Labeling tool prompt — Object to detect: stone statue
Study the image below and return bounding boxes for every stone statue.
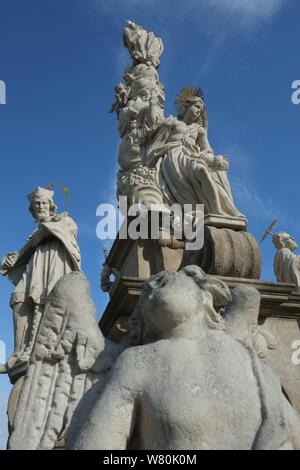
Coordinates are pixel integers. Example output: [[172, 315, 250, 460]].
[[109, 83, 129, 118], [123, 21, 164, 68], [0, 187, 81, 371], [66, 286, 155, 449], [223, 284, 300, 449], [272, 232, 300, 293], [112, 21, 244, 223], [74, 266, 298, 450], [7, 272, 148, 450], [110, 22, 165, 208], [116, 118, 158, 203], [8, 272, 105, 450], [145, 87, 244, 217], [119, 68, 164, 136], [111, 21, 164, 139]]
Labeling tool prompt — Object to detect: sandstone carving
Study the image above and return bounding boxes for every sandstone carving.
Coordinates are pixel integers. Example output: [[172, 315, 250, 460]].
[[75, 266, 299, 450], [111, 22, 165, 208], [273, 231, 300, 293], [0, 187, 81, 372], [8, 272, 105, 450], [112, 21, 245, 227], [145, 88, 244, 219], [123, 21, 164, 68], [224, 284, 300, 449], [7, 272, 145, 450]]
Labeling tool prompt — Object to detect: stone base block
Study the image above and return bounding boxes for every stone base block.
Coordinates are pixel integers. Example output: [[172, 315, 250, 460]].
[[183, 225, 262, 279], [204, 213, 247, 231]]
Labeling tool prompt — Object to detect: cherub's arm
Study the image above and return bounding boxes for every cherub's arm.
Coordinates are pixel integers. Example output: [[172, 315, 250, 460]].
[[73, 352, 139, 450]]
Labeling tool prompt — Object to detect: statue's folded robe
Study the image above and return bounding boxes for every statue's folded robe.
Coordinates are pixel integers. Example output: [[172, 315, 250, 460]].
[[1, 214, 81, 305]]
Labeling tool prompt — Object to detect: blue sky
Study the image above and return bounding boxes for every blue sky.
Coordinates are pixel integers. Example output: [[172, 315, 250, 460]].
[[0, 0, 299, 449]]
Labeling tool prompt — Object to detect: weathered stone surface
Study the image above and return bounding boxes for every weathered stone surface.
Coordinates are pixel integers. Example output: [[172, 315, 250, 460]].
[[8, 272, 104, 450], [273, 231, 300, 293], [192, 225, 262, 279], [223, 284, 300, 449], [224, 285, 277, 357], [0, 186, 81, 371], [100, 224, 262, 304], [111, 22, 165, 207], [259, 316, 300, 413], [112, 21, 245, 223], [99, 271, 300, 338], [7, 376, 24, 437]]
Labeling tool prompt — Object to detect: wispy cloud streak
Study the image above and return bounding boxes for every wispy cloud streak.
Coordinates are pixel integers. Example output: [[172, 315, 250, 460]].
[[91, 0, 288, 29], [226, 144, 294, 230]]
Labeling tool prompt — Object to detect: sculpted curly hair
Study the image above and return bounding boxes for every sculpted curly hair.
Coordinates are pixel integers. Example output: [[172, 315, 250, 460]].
[[181, 265, 231, 331]]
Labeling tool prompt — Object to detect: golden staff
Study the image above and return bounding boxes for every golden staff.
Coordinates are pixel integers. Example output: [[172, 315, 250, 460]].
[[259, 219, 277, 243], [47, 182, 70, 212]]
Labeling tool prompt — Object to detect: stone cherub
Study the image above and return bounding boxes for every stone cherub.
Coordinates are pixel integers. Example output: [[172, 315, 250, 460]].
[[272, 231, 300, 293], [74, 266, 297, 450], [0, 186, 81, 371]]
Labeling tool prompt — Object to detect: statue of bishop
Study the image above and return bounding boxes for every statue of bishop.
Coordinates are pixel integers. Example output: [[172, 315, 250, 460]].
[[0, 186, 81, 370]]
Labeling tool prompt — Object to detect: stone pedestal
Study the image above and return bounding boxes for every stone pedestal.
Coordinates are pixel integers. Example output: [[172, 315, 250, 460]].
[[204, 213, 247, 231], [100, 268, 300, 412], [100, 223, 300, 413], [183, 225, 262, 279]]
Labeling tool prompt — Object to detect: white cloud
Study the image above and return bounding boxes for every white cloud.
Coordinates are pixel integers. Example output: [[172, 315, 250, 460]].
[[203, 0, 286, 22], [91, 0, 288, 29], [89, 0, 289, 80]]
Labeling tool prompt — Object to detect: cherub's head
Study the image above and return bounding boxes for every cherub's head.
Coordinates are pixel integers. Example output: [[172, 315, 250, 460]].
[[140, 266, 231, 337], [130, 119, 138, 130], [273, 231, 298, 251]]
